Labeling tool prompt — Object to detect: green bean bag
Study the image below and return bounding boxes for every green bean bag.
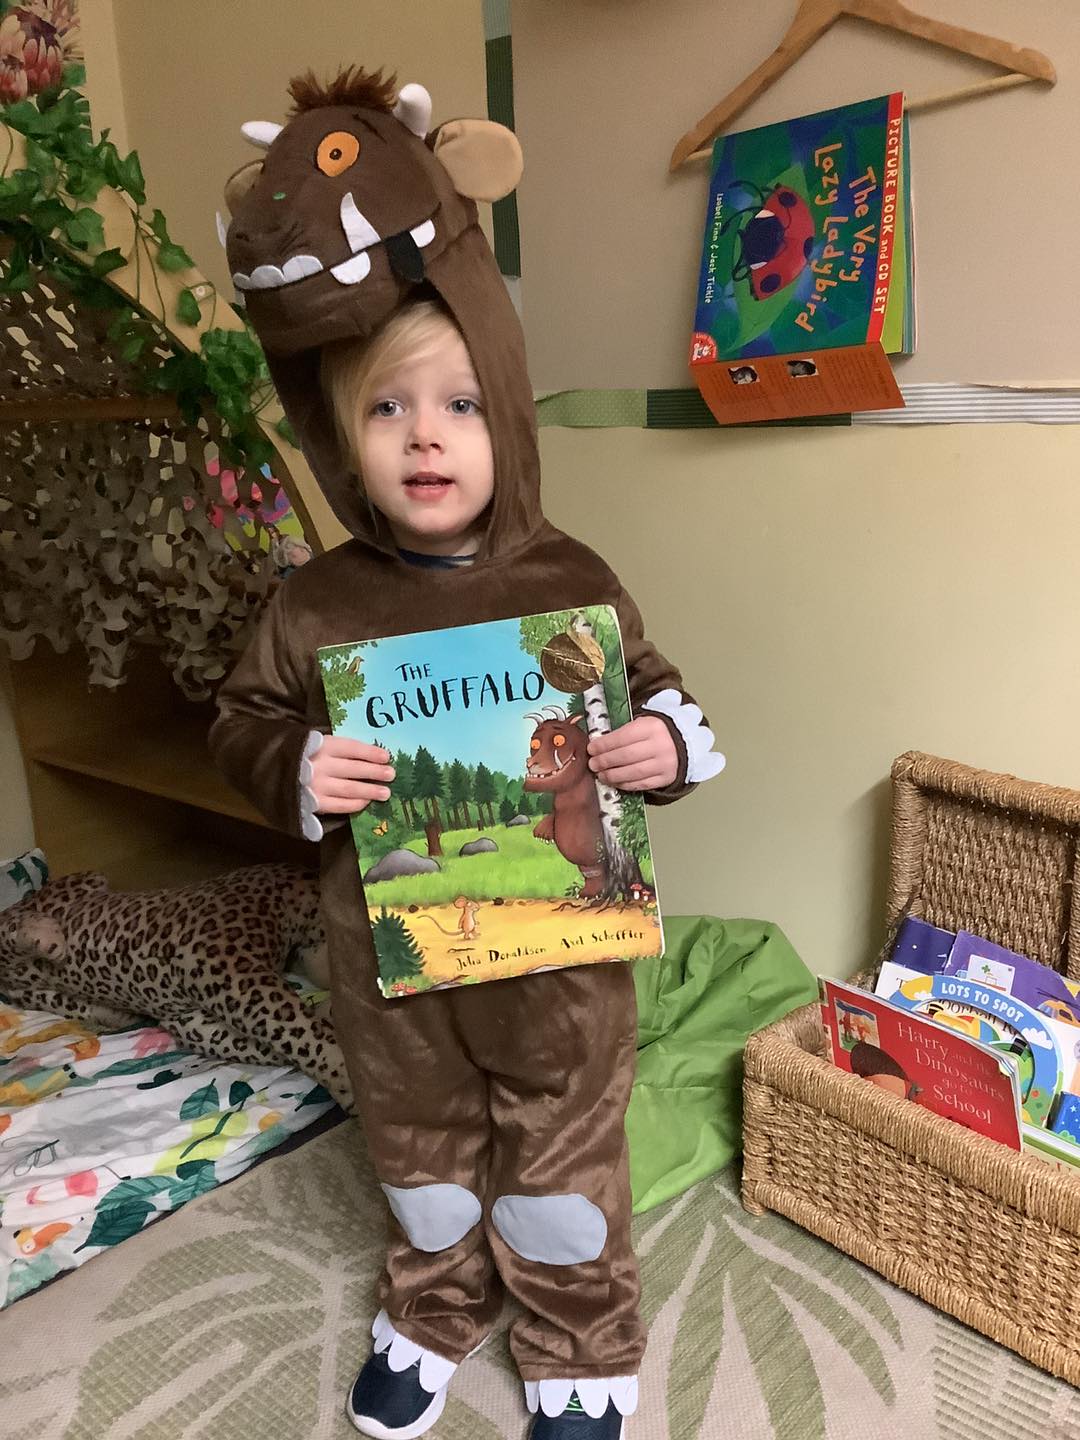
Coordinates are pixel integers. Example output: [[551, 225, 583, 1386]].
[[628, 915, 815, 1212]]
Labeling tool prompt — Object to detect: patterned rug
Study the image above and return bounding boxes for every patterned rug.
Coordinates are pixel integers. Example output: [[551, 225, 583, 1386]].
[[1, 1120, 1078, 1440]]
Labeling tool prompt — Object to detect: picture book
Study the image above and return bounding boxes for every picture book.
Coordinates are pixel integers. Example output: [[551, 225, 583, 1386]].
[[317, 606, 664, 999], [875, 962, 1067, 1128], [820, 977, 1022, 1149], [887, 914, 955, 975], [690, 93, 915, 424], [945, 931, 1080, 1029]]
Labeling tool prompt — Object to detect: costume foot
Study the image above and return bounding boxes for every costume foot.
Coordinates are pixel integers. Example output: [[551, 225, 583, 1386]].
[[346, 1310, 470, 1438], [529, 1396, 626, 1438], [526, 1379, 638, 1439], [346, 1349, 447, 1438]]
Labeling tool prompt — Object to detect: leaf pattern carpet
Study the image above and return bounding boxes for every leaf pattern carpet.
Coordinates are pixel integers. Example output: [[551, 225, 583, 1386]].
[[1, 1119, 1078, 1439]]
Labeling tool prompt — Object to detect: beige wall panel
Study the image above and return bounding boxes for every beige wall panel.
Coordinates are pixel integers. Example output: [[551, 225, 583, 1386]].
[[515, 0, 1079, 390], [110, 0, 489, 297], [539, 421, 1080, 976]]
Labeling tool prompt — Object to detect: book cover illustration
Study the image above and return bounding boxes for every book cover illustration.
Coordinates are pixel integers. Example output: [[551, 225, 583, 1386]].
[[690, 93, 914, 424], [875, 963, 1064, 1128], [318, 606, 663, 998], [820, 978, 1022, 1149]]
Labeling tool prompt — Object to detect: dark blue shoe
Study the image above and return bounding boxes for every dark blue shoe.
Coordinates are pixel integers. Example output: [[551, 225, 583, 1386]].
[[527, 1381, 634, 1439], [345, 1349, 447, 1439]]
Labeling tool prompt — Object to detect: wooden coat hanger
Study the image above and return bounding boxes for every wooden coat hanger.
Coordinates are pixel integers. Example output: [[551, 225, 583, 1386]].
[[670, 0, 1056, 171]]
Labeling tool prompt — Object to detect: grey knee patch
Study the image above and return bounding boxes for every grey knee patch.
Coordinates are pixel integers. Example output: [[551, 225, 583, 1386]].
[[491, 1193, 607, 1265], [381, 1182, 482, 1253]]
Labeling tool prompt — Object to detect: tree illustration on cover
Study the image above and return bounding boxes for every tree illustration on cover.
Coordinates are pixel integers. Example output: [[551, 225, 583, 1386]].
[[317, 605, 662, 997], [372, 906, 425, 997], [521, 610, 652, 908]]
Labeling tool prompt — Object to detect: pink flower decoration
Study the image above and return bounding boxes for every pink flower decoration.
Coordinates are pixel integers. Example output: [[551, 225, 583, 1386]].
[[0, 14, 29, 105]]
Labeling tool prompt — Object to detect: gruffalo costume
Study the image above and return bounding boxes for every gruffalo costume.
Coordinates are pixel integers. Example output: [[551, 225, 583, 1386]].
[[212, 66, 723, 1439]]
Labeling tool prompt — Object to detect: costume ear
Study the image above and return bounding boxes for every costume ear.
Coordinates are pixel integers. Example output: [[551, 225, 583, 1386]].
[[224, 159, 263, 215], [432, 119, 523, 202], [568, 713, 586, 727]]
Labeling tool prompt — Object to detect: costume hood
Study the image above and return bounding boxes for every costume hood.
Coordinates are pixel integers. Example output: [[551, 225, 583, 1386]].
[[222, 67, 538, 562]]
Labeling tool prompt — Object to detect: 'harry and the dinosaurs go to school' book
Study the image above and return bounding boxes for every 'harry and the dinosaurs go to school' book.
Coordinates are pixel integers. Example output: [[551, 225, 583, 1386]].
[[820, 978, 1022, 1150], [318, 606, 664, 999], [690, 93, 915, 425]]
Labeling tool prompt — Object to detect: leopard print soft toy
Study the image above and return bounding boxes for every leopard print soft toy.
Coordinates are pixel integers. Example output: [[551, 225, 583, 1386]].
[[0, 864, 353, 1110]]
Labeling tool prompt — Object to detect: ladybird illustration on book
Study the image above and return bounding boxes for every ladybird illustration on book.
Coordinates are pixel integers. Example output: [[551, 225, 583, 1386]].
[[318, 605, 664, 997]]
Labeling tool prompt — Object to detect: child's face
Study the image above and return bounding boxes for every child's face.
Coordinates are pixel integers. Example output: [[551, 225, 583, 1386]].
[[357, 325, 495, 556]]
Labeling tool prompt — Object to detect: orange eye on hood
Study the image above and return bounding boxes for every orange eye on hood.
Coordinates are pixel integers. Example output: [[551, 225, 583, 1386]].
[[553, 734, 566, 747], [317, 131, 360, 176]]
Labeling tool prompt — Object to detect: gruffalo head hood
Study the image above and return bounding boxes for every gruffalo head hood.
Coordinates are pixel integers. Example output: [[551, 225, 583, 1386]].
[[222, 66, 539, 561]]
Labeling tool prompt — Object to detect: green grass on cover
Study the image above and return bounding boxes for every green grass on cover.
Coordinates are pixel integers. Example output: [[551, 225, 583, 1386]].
[[363, 823, 654, 907]]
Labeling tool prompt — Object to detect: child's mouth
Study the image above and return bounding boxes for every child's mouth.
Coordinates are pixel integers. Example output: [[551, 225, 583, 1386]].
[[404, 472, 453, 499]]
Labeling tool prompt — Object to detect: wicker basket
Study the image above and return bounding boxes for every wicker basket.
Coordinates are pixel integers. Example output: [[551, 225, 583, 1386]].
[[742, 750, 1080, 1384]]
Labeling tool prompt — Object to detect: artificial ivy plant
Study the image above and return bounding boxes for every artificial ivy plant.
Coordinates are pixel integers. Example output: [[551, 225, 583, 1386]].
[[0, 58, 295, 467]]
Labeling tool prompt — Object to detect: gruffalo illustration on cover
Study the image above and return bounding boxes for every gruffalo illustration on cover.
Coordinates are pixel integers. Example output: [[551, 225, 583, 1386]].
[[318, 605, 664, 997]]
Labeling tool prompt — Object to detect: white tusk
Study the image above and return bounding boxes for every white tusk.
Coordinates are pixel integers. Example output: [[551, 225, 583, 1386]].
[[216, 211, 228, 249], [241, 121, 283, 150], [340, 193, 380, 253], [392, 83, 431, 139]]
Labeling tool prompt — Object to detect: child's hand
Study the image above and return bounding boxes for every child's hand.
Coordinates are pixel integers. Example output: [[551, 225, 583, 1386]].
[[587, 716, 678, 791], [309, 738, 395, 814]]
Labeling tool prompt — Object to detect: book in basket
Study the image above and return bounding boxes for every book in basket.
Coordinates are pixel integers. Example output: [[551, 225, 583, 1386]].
[[318, 606, 664, 998], [820, 978, 1022, 1149], [690, 93, 915, 424]]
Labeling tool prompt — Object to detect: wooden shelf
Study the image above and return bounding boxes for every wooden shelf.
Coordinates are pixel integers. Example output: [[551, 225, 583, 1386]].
[[8, 640, 314, 887], [27, 712, 268, 828]]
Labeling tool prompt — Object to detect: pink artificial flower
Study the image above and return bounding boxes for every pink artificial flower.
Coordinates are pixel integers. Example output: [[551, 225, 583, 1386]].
[[11, 7, 62, 95], [0, 14, 29, 105]]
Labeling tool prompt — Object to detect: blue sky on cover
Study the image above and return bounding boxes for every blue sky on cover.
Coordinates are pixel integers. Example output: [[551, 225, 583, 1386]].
[[333, 618, 554, 776]]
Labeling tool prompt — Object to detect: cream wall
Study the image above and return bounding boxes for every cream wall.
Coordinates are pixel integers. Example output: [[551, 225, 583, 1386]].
[[514, 0, 1080, 390], [538, 423, 1080, 974], [513, 0, 1080, 976], [109, 0, 489, 298]]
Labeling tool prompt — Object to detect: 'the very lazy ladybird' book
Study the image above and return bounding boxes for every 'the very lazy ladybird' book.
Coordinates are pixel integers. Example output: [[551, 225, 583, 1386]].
[[318, 606, 664, 998]]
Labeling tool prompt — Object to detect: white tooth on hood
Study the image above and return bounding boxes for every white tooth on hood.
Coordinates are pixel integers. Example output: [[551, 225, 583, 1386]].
[[410, 219, 436, 249], [329, 250, 373, 286], [216, 211, 228, 249], [246, 264, 289, 290], [281, 254, 323, 282], [340, 193, 381, 254]]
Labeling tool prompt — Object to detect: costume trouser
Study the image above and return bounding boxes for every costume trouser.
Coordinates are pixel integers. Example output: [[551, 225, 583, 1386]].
[[330, 938, 645, 1382]]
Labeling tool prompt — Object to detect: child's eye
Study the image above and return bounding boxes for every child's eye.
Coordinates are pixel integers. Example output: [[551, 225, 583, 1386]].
[[449, 397, 481, 416], [371, 399, 402, 418]]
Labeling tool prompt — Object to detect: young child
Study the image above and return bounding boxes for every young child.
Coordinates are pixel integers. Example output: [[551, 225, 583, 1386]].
[[212, 66, 723, 1440]]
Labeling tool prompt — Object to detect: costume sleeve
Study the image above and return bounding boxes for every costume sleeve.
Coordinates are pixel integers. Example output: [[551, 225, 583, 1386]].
[[208, 582, 322, 839], [613, 584, 725, 807]]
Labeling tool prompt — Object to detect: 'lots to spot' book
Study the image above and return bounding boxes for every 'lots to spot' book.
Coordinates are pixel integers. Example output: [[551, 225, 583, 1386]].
[[318, 606, 664, 999]]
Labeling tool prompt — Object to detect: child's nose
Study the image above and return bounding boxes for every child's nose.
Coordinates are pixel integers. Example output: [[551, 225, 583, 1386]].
[[408, 404, 443, 451]]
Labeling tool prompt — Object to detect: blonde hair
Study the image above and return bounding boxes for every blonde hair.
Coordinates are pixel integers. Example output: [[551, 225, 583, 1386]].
[[320, 300, 467, 472]]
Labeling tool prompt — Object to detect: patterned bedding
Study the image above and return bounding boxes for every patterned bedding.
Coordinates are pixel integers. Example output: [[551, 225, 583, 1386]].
[[0, 992, 336, 1307]]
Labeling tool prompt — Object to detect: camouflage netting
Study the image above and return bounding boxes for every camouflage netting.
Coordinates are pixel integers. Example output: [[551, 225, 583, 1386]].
[[0, 265, 303, 699]]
